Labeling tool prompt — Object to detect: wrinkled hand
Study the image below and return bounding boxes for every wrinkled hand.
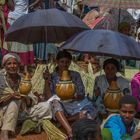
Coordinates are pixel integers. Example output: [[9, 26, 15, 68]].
[[12, 92, 22, 99], [34, 91, 42, 102]]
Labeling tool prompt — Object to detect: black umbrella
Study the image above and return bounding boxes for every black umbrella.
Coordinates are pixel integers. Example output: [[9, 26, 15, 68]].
[[61, 29, 140, 60], [5, 8, 89, 44]]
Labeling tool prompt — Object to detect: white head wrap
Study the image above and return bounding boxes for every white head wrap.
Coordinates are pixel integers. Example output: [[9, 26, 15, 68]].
[[2, 53, 21, 66]]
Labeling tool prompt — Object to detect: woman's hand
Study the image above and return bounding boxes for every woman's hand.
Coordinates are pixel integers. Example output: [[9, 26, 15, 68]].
[[95, 87, 101, 97], [34, 91, 43, 102], [43, 68, 51, 85]]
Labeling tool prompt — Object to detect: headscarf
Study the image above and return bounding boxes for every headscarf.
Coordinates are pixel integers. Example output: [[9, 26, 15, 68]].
[[103, 58, 120, 71], [2, 53, 21, 66]]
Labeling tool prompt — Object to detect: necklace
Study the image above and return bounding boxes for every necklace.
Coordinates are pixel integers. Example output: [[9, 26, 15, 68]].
[[5, 74, 21, 92]]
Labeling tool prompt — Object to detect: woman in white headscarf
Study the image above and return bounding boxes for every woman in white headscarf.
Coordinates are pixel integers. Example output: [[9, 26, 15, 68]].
[[0, 53, 52, 140]]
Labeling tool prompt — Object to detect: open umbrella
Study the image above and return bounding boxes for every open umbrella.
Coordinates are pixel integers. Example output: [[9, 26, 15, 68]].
[[84, 0, 140, 9], [5, 8, 89, 44], [61, 29, 140, 60]]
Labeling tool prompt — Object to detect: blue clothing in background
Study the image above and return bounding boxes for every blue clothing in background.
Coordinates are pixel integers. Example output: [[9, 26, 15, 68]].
[[103, 115, 137, 140], [33, 43, 58, 61]]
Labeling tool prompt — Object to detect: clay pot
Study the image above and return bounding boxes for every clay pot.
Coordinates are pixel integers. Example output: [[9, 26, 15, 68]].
[[103, 81, 124, 112], [55, 70, 75, 100], [19, 73, 32, 96]]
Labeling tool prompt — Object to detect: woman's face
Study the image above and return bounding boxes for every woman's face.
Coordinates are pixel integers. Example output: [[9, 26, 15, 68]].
[[57, 57, 71, 71], [104, 63, 117, 79], [5, 58, 19, 75]]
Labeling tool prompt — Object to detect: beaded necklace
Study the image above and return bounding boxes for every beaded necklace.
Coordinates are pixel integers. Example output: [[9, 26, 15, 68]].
[[5, 74, 21, 92]]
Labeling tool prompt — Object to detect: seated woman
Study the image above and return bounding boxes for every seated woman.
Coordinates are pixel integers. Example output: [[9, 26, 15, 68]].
[[44, 50, 98, 137], [0, 53, 53, 140], [93, 58, 130, 116]]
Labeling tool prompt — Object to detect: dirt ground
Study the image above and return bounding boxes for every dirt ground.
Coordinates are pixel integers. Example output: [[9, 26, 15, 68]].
[[10, 132, 48, 140], [0, 130, 48, 140]]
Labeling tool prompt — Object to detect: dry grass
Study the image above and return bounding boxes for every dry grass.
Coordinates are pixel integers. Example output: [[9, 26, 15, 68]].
[[8, 124, 67, 140]]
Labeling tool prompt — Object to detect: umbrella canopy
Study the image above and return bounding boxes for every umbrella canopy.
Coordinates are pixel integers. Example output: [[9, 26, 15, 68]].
[[83, 0, 140, 9], [5, 8, 89, 44], [61, 29, 140, 60]]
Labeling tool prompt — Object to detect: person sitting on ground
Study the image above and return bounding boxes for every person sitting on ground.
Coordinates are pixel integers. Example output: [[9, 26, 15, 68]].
[[44, 50, 98, 138], [93, 58, 130, 116], [72, 118, 102, 140], [0, 53, 54, 140], [102, 95, 140, 140]]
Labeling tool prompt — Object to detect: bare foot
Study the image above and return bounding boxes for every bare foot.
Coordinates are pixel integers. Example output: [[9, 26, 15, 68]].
[[0, 130, 9, 140]]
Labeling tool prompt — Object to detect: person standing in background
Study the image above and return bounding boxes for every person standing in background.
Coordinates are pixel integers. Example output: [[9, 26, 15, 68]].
[[0, 0, 14, 66], [2, 0, 34, 72]]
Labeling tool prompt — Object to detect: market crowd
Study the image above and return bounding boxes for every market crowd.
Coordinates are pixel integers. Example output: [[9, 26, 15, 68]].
[[1, 0, 140, 140]]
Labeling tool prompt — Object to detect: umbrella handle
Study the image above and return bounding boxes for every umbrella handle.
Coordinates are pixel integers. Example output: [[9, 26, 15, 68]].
[[80, 4, 85, 19]]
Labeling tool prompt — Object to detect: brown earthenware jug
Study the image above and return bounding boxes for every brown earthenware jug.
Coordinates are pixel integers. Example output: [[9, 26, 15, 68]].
[[103, 81, 124, 112], [55, 70, 75, 100], [19, 72, 32, 96]]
